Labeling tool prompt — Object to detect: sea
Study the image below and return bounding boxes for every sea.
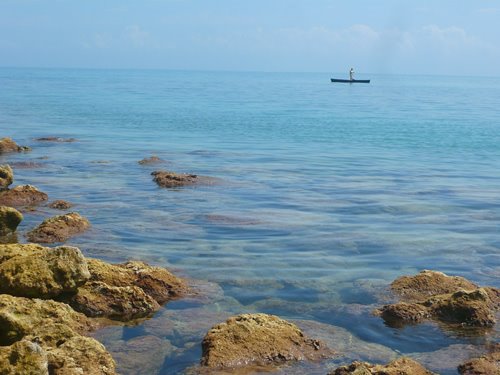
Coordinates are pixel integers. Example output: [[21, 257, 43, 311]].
[[0, 68, 499, 374]]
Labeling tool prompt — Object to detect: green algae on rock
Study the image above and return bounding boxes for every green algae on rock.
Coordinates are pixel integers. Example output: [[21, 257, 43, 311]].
[[27, 212, 90, 243], [201, 313, 331, 370], [0, 206, 23, 236], [329, 357, 437, 375], [0, 165, 13, 190], [0, 185, 48, 207], [0, 137, 31, 154], [0, 244, 90, 298]]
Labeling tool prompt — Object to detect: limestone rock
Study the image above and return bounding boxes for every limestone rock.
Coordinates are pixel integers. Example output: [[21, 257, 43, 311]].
[[0, 137, 30, 154], [330, 357, 436, 375], [0, 206, 23, 235], [152, 170, 217, 188], [27, 212, 90, 243], [49, 200, 73, 210], [201, 313, 330, 369], [0, 339, 49, 375], [0, 185, 48, 207], [0, 164, 13, 190], [0, 244, 90, 298]]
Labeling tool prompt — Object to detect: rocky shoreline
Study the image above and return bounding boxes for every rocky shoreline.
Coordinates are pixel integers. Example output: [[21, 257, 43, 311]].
[[0, 136, 498, 374]]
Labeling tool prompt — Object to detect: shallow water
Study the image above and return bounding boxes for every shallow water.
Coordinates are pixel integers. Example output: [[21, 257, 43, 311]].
[[1, 68, 499, 374]]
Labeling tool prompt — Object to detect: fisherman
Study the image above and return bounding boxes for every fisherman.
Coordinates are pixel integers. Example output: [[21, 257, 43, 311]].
[[349, 67, 354, 81]]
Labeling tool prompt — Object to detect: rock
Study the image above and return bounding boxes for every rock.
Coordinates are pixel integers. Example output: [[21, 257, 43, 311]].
[[66, 281, 160, 321], [329, 357, 436, 375], [0, 294, 95, 345], [35, 137, 76, 142], [49, 200, 73, 210], [152, 170, 216, 188], [391, 270, 478, 302], [0, 137, 30, 154], [377, 271, 499, 328], [201, 313, 331, 369], [458, 344, 500, 374], [0, 339, 49, 375], [0, 185, 48, 207], [27, 212, 90, 243], [138, 156, 164, 165], [0, 165, 13, 190], [87, 258, 187, 304], [46, 335, 116, 375], [8, 161, 44, 169], [0, 244, 90, 298], [0, 206, 23, 235]]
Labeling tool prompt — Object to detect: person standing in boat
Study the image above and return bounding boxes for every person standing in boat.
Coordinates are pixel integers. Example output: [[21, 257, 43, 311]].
[[349, 67, 354, 81]]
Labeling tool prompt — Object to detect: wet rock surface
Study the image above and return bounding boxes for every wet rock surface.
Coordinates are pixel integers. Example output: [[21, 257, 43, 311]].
[[0, 244, 90, 298], [377, 271, 499, 328], [138, 156, 164, 165], [27, 212, 90, 243], [0, 164, 13, 190], [35, 137, 76, 142], [201, 313, 331, 370], [49, 199, 73, 210], [0, 206, 23, 236], [152, 170, 217, 188], [0, 185, 48, 207], [329, 357, 437, 375], [0, 137, 30, 154], [458, 343, 500, 375]]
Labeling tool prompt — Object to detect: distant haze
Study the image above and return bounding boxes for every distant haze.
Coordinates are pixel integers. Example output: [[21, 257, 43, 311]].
[[1, 0, 499, 76]]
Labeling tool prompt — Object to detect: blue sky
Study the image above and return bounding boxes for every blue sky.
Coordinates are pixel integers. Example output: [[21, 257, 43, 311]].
[[1, 0, 499, 75]]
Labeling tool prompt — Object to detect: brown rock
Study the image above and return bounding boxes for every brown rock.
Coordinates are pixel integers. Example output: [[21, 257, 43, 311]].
[[152, 170, 217, 188], [0, 206, 23, 235], [391, 270, 477, 302], [0, 244, 90, 298], [49, 200, 73, 210], [379, 302, 430, 327], [138, 156, 164, 165], [0, 185, 48, 207], [201, 313, 330, 369], [27, 212, 90, 243], [0, 339, 49, 375], [0, 137, 30, 154], [35, 137, 76, 142], [458, 344, 500, 374], [330, 357, 436, 375], [0, 164, 13, 190], [66, 281, 159, 321]]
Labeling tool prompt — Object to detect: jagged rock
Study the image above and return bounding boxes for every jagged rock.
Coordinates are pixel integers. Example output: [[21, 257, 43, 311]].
[[152, 170, 217, 188], [138, 156, 164, 165], [0, 244, 90, 298], [66, 281, 159, 321], [201, 313, 331, 369], [35, 137, 76, 142], [377, 271, 499, 328], [49, 200, 73, 210], [0, 165, 13, 190], [0, 137, 30, 154], [0, 339, 49, 375], [27, 212, 90, 243], [391, 270, 478, 302], [0, 206, 23, 235], [458, 344, 500, 374], [0, 185, 48, 207], [329, 357, 436, 375]]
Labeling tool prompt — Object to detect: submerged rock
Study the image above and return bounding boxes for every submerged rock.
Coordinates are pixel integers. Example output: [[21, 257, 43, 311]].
[[49, 199, 73, 210], [138, 156, 164, 165], [0, 164, 13, 190], [27, 212, 90, 243], [0, 244, 90, 298], [35, 136, 76, 142], [0, 206, 23, 236], [0, 185, 48, 207], [458, 343, 500, 374], [377, 271, 499, 328], [329, 357, 436, 375], [201, 313, 331, 370], [0, 137, 30, 154], [8, 161, 44, 169], [152, 170, 217, 188]]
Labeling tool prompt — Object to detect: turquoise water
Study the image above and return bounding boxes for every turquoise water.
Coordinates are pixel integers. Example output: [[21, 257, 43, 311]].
[[1, 68, 499, 374]]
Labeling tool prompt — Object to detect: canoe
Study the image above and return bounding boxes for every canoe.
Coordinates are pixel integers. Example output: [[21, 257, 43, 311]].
[[331, 78, 370, 83]]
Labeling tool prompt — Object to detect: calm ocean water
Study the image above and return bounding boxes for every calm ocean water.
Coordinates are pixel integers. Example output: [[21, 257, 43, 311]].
[[1, 68, 499, 374]]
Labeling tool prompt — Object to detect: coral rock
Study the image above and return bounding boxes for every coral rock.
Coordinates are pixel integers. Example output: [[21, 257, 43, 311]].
[[27, 212, 90, 243], [201, 313, 330, 369], [0, 206, 23, 235], [0, 185, 48, 207]]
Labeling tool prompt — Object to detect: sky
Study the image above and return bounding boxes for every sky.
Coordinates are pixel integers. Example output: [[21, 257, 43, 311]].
[[1, 0, 500, 75]]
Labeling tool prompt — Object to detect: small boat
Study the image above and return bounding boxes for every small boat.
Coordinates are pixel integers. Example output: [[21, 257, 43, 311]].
[[331, 78, 370, 83]]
